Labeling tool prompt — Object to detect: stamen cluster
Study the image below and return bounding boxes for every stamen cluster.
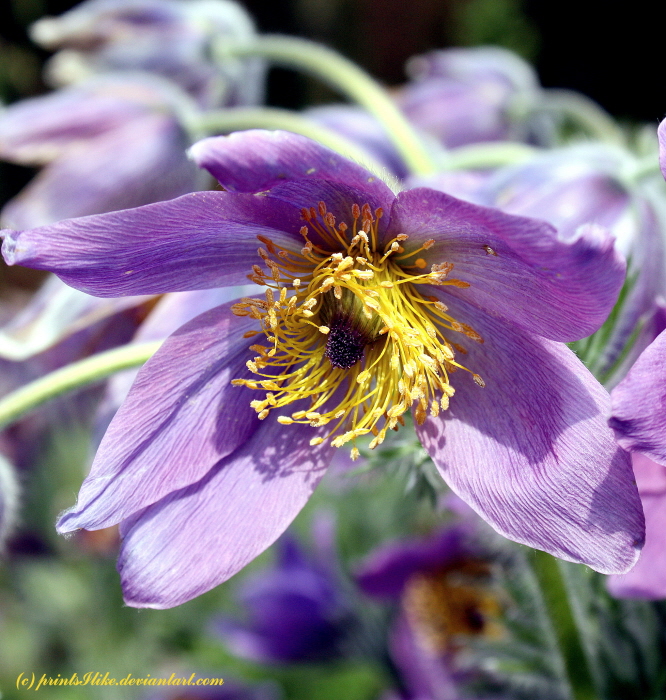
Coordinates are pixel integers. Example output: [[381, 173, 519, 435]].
[[231, 201, 484, 458]]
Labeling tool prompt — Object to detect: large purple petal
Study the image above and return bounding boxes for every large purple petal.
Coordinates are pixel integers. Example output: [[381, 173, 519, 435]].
[[609, 329, 666, 465], [415, 296, 644, 574], [607, 453, 666, 599], [189, 129, 396, 204], [116, 416, 334, 608], [387, 188, 624, 342], [57, 301, 262, 532], [2, 191, 304, 296]]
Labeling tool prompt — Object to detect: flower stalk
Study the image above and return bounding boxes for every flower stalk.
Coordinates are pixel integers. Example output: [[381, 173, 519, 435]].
[[0, 341, 162, 430], [217, 35, 439, 176], [531, 549, 598, 700]]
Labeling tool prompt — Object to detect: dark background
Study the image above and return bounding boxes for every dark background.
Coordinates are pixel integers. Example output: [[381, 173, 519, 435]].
[[0, 0, 661, 121]]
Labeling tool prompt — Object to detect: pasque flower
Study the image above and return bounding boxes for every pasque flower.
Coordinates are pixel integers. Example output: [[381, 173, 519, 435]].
[[30, 0, 263, 109], [0, 130, 644, 607], [395, 47, 544, 148], [356, 519, 499, 700]]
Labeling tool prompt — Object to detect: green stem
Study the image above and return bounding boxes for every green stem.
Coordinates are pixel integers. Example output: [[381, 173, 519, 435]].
[[0, 342, 162, 430], [190, 107, 389, 177], [218, 35, 439, 176], [443, 141, 538, 170], [624, 155, 662, 183], [540, 89, 625, 146], [531, 550, 598, 700]]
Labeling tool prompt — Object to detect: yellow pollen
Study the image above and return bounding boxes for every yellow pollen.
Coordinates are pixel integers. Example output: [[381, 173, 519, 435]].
[[231, 201, 485, 454]]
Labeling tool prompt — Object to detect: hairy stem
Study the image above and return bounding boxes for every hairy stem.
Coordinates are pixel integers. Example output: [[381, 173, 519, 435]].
[[531, 550, 598, 700]]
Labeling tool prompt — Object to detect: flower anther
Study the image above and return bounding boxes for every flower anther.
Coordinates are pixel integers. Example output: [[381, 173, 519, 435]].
[[231, 200, 484, 457]]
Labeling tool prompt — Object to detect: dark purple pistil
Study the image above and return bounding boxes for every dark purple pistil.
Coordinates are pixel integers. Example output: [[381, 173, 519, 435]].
[[325, 320, 367, 369]]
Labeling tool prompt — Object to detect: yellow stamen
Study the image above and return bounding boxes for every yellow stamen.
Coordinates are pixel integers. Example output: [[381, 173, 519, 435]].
[[231, 201, 485, 455]]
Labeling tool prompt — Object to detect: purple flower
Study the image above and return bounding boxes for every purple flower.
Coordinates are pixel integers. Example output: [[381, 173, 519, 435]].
[[356, 520, 498, 700], [31, 0, 263, 109], [0, 74, 202, 229], [216, 535, 350, 663], [395, 47, 543, 148], [0, 130, 644, 607]]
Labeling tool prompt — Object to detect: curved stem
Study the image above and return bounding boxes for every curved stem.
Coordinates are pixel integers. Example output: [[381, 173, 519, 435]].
[[0, 342, 162, 430], [189, 107, 389, 178], [531, 550, 598, 700], [218, 35, 439, 176], [540, 89, 625, 146]]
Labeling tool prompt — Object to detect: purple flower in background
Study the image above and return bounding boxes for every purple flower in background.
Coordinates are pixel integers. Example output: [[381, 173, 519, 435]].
[[1, 130, 643, 607], [396, 47, 543, 149], [216, 535, 350, 663], [0, 276, 154, 472], [0, 74, 202, 229], [357, 521, 499, 700], [30, 0, 264, 109]]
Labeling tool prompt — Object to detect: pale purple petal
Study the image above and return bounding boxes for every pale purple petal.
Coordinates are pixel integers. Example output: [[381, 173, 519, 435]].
[[609, 329, 666, 465], [57, 301, 262, 532], [2, 191, 304, 296], [189, 130, 395, 204], [1, 114, 200, 229], [116, 417, 334, 608], [0, 79, 151, 164], [388, 187, 624, 341], [0, 275, 152, 361], [416, 297, 644, 574], [607, 454, 666, 599]]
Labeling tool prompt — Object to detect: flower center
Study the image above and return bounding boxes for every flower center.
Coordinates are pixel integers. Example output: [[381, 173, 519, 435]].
[[402, 560, 502, 653], [231, 201, 484, 458]]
